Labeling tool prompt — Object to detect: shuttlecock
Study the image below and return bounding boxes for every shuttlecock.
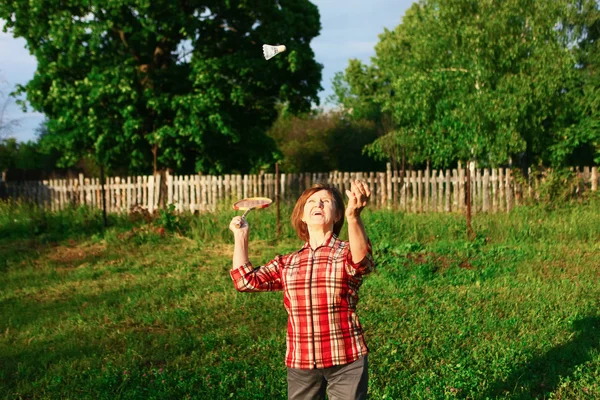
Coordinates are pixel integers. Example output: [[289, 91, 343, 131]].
[[263, 44, 286, 60]]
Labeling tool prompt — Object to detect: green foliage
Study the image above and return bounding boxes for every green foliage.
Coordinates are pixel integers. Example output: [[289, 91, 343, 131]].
[[0, 133, 65, 179], [330, 60, 403, 167], [267, 108, 385, 172], [157, 204, 180, 233], [0, 137, 18, 172], [0, 0, 323, 175], [332, 0, 600, 169], [0, 201, 116, 242]]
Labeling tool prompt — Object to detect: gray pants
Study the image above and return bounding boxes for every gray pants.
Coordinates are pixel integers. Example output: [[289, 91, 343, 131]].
[[287, 356, 368, 400]]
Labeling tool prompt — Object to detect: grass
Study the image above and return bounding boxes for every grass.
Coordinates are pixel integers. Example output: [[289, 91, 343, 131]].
[[1, 197, 599, 399]]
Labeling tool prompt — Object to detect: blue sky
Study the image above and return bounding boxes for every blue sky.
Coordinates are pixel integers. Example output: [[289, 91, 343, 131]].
[[0, 0, 413, 143]]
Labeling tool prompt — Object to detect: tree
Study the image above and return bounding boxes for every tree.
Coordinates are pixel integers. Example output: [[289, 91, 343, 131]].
[[0, 72, 21, 181], [0, 0, 323, 175], [330, 58, 404, 170], [0, 138, 18, 180], [332, 0, 598, 237], [554, 0, 600, 166], [333, 0, 599, 171], [267, 108, 384, 173], [0, 74, 20, 141], [0, 120, 64, 181]]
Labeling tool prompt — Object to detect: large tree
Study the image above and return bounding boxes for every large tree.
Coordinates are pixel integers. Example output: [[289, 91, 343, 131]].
[[333, 0, 599, 170], [0, 0, 322, 174], [556, 0, 600, 166], [0, 74, 20, 141]]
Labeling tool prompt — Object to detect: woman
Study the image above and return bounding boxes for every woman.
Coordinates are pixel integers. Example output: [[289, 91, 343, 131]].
[[229, 181, 374, 400]]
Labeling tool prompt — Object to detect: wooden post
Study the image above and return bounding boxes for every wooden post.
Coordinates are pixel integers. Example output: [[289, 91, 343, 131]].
[[592, 167, 598, 192], [116, 177, 122, 212], [417, 169, 423, 213], [483, 168, 490, 213], [201, 175, 208, 211], [148, 175, 156, 214], [439, 170, 445, 212], [465, 162, 474, 239], [457, 167, 464, 212], [189, 175, 197, 213], [224, 174, 231, 202], [236, 174, 242, 200], [392, 168, 398, 209], [491, 169, 498, 213], [182, 175, 189, 212], [386, 163, 392, 209], [446, 170, 452, 213], [166, 171, 173, 207], [78, 173, 84, 206], [211, 176, 218, 211], [154, 173, 161, 211], [431, 169, 437, 213], [143, 175, 149, 211], [424, 167, 430, 213], [528, 167, 534, 201], [100, 165, 108, 227], [498, 168, 505, 213], [125, 176, 132, 211], [401, 171, 408, 211], [90, 178, 96, 209], [471, 163, 477, 215], [218, 175, 223, 205], [506, 169, 513, 213]]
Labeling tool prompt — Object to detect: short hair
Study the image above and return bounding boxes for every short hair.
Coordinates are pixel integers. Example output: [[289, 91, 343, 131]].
[[291, 183, 345, 242]]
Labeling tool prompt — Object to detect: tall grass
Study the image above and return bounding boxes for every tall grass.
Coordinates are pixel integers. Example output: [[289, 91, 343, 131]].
[[1, 197, 599, 399]]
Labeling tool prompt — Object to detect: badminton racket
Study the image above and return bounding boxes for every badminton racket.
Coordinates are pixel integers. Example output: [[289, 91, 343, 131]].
[[233, 197, 273, 227]]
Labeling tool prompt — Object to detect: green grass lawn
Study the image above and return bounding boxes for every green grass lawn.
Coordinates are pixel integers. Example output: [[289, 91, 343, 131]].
[[1, 198, 599, 399]]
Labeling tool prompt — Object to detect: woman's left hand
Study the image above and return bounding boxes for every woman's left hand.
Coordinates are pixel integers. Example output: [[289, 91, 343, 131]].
[[345, 180, 371, 219]]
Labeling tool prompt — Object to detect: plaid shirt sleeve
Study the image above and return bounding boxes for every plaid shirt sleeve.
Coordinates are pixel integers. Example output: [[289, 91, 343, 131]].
[[345, 240, 375, 276], [230, 255, 284, 292]]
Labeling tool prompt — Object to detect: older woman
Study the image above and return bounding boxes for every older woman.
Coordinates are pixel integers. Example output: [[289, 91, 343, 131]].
[[229, 181, 374, 400]]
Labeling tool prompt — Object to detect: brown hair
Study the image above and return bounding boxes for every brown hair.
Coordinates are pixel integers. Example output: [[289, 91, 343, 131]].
[[291, 183, 345, 242]]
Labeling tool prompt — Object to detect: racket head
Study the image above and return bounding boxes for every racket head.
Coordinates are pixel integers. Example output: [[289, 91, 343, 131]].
[[232, 197, 273, 211]]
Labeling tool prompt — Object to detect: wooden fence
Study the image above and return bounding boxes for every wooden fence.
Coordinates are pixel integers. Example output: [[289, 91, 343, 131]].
[[2, 164, 598, 214]]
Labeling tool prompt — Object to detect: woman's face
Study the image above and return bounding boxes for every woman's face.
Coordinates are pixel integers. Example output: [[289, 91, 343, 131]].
[[301, 190, 338, 229]]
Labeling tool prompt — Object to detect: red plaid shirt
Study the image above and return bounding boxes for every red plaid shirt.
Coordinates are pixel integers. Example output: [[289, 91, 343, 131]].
[[230, 233, 375, 369]]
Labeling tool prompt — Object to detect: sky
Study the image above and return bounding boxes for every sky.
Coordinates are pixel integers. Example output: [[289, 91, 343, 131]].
[[0, 0, 414, 143]]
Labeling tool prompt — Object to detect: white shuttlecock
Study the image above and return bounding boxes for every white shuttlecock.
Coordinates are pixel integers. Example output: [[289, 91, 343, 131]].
[[263, 44, 286, 60]]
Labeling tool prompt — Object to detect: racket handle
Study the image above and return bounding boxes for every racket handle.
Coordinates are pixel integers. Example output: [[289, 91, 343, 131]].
[[234, 209, 252, 228]]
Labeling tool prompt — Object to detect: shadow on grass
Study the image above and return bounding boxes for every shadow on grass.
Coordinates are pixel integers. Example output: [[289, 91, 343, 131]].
[[482, 316, 600, 399]]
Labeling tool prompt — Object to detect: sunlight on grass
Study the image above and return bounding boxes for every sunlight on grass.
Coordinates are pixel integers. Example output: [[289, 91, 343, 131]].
[[1, 198, 599, 399]]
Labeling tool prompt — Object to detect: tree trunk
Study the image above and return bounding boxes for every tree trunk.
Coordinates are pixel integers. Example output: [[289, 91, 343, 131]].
[[152, 144, 158, 175], [158, 168, 168, 209], [399, 146, 406, 196]]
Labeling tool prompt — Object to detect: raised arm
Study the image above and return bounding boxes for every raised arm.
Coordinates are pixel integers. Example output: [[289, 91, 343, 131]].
[[229, 216, 282, 292], [345, 180, 371, 264], [230, 216, 250, 269]]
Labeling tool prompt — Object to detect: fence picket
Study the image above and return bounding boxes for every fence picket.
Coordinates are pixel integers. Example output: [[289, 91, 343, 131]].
[[4, 166, 598, 214]]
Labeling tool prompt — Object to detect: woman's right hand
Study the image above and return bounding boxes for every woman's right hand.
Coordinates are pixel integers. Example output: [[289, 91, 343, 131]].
[[229, 216, 249, 235]]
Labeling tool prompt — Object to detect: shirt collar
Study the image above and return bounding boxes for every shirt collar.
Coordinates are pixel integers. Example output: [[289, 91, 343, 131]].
[[298, 232, 338, 253]]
